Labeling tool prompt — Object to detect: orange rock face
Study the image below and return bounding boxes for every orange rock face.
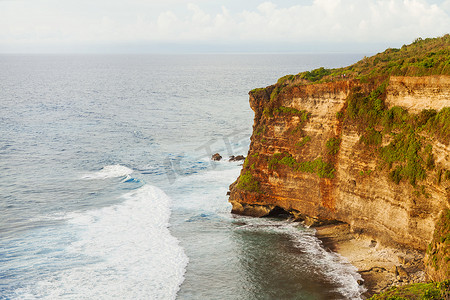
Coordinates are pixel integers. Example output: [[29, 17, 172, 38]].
[[229, 76, 450, 252]]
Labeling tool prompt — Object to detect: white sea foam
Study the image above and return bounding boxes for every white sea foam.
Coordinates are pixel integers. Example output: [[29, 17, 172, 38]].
[[81, 164, 133, 180], [236, 220, 366, 299], [171, 162, 364, 299], [15, 185, 188, 300], [285, 224, 366, 299], [169, 167, 240, 213]]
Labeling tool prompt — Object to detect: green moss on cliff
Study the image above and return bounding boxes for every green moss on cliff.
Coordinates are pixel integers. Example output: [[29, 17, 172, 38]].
[[423, 107, 450, 145], [303, 158, 335, 179], [268, 152, 335, 179], [342, 76, 448, 187], [296, 136, 311, 148], [237, 171, 261, 193], [326, 137, 341, 156], [369, 280, 450, 300], [275, 106, 309, 119], [380, 130, 426, 186]]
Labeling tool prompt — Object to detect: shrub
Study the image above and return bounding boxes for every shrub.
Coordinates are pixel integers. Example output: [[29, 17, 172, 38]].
[[270, 85, 284, 102], [277, 74, 295, 85], [297, 67, 331, 82], [263, 107, 274, 118], [424, 145, 435, 170], [424, 107, 450, 144]]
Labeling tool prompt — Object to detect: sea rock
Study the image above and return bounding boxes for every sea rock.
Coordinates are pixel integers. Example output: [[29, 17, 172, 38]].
[[229, 155, 245, 162], [211, 153, 222, 161]]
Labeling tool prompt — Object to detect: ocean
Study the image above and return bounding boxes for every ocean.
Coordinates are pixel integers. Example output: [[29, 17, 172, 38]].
[[1, 53, 366, 299]]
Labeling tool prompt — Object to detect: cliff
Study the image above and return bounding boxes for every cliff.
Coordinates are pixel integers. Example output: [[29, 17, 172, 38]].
[[228, 36, 450, 290]]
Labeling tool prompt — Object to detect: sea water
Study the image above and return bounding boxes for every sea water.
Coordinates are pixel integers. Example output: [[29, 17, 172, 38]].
[[1, 54, 366, 299]]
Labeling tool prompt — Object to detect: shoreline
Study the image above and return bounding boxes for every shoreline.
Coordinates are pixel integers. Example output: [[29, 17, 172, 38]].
[[314, 223, 426, 298]]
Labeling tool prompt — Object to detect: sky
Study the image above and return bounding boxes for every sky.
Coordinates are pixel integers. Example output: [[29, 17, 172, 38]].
[[0, 0, 449, 53]]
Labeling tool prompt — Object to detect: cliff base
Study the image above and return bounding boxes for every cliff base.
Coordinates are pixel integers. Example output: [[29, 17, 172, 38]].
[[315, 223, 426, 298]]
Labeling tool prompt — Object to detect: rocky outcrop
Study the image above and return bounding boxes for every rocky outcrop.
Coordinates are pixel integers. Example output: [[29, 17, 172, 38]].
[[229, 155, 246, 162], [211, 153, 222, 161], [229, 76, 450, 280]]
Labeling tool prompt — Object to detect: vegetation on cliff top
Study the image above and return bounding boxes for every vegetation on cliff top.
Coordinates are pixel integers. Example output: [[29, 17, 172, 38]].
[[272, 34, 450, 86], [249, 35, 450, 188]]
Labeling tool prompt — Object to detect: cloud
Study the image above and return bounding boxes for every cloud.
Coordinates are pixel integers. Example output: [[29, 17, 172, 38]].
[[0, 0, 449, 52]]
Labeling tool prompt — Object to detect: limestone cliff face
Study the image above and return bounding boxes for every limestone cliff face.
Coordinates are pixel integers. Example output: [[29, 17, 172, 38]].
[[229, 76, 450, 257], [386, 76, 450, 113]]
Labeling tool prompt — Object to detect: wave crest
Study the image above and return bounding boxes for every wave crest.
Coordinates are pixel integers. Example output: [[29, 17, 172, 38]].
[[81, 165, 133, 180]]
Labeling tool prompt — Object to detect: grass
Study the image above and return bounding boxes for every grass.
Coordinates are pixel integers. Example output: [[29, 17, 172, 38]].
[[369, 280, 450, 300]]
